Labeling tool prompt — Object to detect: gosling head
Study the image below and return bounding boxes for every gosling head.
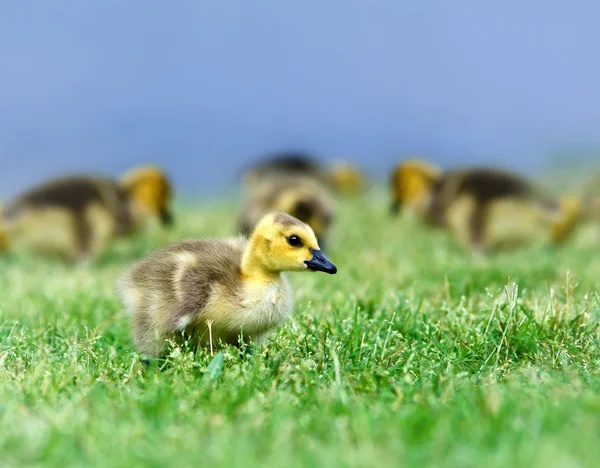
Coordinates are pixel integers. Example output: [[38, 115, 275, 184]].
[[390, 159, 441, 215], [248, 212, 337, 275], [550, 194, 594, 244], [119, 165, 174, 227]]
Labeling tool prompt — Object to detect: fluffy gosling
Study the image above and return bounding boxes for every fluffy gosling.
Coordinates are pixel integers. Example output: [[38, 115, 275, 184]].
[[0, 165, 173, 263], [390, 159, 579, 252], [117, 212, 337, 358], [238, 175, 335, 248]]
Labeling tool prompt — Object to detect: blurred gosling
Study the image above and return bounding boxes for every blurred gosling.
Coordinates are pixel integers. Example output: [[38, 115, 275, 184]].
[[390, 159, 580, 253], [238, 175, 335, 248], [117, 212, 337, 358], [0, 165, 173, 263]]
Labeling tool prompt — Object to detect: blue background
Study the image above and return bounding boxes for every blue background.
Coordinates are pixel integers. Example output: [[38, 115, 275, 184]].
[[1, 1, 598, 195]]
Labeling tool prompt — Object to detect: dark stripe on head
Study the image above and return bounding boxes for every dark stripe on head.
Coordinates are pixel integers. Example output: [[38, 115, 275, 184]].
[[273, 212, 305, 228]]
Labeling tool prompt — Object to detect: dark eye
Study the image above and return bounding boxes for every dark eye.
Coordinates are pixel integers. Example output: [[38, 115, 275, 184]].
[[287, 235, 303, 247]]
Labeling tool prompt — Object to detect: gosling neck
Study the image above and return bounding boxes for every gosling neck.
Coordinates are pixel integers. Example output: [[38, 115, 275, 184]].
[[241, 239, 280, 284]]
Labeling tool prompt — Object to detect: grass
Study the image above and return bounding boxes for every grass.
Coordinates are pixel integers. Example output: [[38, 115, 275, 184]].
[[1, 192, 600, 467]]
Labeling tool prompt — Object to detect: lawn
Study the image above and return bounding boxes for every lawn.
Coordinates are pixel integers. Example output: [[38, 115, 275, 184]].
[[1, 192, 600, 468]]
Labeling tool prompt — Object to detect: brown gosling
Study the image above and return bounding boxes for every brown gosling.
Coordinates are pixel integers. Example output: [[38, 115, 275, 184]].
[[117, 212, 337, 359], [0, 165, 173, 263], [238, 175, 335, 248], [390, 159, 580, 253]]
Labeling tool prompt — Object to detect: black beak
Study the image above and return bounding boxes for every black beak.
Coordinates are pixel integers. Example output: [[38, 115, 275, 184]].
[[304, 248, 337, 274], [160, 209, 174, 227]]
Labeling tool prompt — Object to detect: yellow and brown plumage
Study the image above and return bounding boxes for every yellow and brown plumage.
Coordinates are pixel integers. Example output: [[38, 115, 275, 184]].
[[118, 212, 337, 358], [240, 152, 330, 192], [120, 165, 174, 227], [238, 175, 335, 247], [242, 153, 367, 195], [328, 161, 366, 195], [391, 159, 581, 252], [390, 159, 442, 216], [0, 165, 173, 262], [550, 172, 600, 243]]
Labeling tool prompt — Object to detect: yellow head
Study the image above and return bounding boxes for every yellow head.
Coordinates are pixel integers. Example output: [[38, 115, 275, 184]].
[[119, 165, 174, 227], [549, 196, 581, 244], [329, 162, 365, 194], [244, 212, 337, 276], [550, 194, 600, 244], [390, 159, 441, 214]]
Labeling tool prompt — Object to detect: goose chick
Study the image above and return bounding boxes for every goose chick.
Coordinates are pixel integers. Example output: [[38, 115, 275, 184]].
[[391, 159, 578, 252], [118, 212, 337, 358], [238, 175, 335, 248], [0, 165, 173, 263]]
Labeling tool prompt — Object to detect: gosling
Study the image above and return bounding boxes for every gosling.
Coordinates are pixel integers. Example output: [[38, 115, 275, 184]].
[[238, 175, 335, 248], [117, 212, 337, 358], [390, 159, 578, 252], [0, 165, 173, 263]]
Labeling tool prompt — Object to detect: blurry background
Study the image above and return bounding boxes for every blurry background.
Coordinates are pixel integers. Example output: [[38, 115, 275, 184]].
[[0, 0, 598, 197]]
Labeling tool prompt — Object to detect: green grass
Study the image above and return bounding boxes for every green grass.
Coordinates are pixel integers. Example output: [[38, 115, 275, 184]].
[[2, 193, 600, 467]]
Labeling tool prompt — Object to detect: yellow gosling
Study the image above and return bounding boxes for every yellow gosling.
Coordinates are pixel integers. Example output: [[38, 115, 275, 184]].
[[238, 175, 335, 248], [391, 160, 576, 253], [118, 212, 337, 358], [0, 165, 173, 263]]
